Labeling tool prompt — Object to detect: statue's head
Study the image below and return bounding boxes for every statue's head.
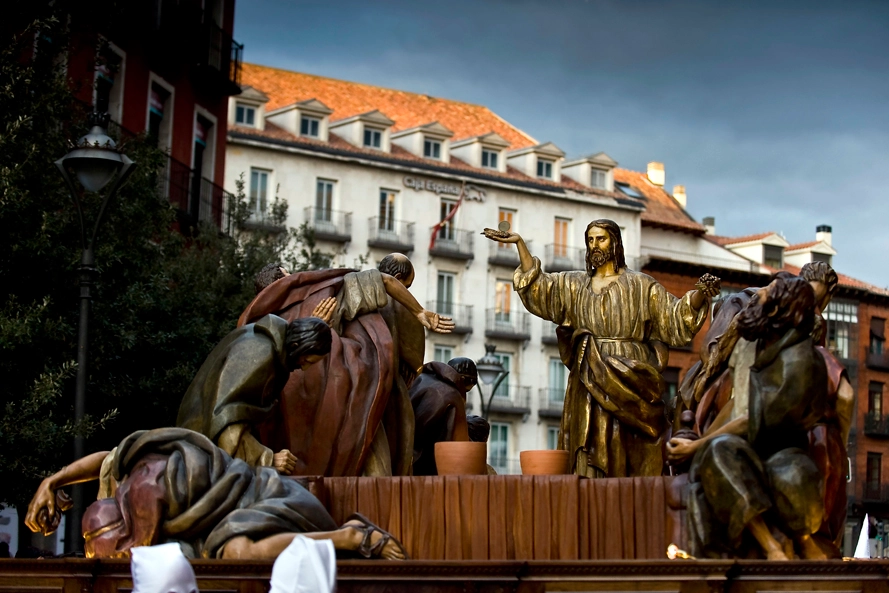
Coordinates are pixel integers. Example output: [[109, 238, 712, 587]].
[[284, 316, 333, 371], [466, 414, 490, 443], [584, 219, 626, 276], [82, 454, 168, 559], [737, 273, 815, 343], [799, 260, 838, 313], [378, 253, 415, 288], [447, 357, 478, 394], [254, 262, 289, 295]]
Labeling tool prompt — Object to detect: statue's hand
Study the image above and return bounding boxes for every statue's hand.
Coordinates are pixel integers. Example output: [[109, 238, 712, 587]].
[[695, 273, 721, 298], [273, 449, 297, 475], [25, 477, 58, 535], [482, 228, 521, 244], [666, 437, 698, 462], [418, 310, 455, 334], [311, 297, 337, 325]]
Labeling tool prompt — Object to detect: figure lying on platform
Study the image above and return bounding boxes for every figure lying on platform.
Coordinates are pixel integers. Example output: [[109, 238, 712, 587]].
[[239, 257, 453, 477], [410, 357, 478, 475], [25, 428, 407, 560], [176, 314, 333, 474], [667, 275, 830, 560]]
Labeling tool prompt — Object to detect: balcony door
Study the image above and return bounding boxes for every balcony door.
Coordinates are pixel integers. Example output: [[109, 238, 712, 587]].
[[379, 189, 397, 233], [548, 357, 567, 403], [554, 217, 570, 258], [494, 279, 512, 324], [437, 272, 455, 316], [439, 198, 457, 241], [489, 422, 510, 474]]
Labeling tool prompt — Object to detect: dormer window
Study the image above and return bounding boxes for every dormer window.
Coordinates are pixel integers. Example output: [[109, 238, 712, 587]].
[[300, 116, 320, 138], [235, 103, 256, 127], [482, 149, 499, 170], [537, 158, 553, 179], [591, 169, 607, 189], [763, 245, 783, 269], [364, 127, 382, 148], [424, 138, 442, 160]]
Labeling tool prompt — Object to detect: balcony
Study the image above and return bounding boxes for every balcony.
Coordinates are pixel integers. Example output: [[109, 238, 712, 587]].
[[866, 351, 889, 372], [368, 218, 415, 253], [489, 457, 522, 476], [194, 14, 243, 95], [488, 241, 531, 268], [542, 321, 560, 345], [305, 207, 352, 243], [159, 154, 234, 234], [485, 309, 531, 341], [488, 385, 532, 415], [538, 388, 565, 419], [865, 412, 889, 438], [544, 244, 585, 273], [427, 301, 473, 334], [429, 227, 474, 261], [863, 484, 889, 503]]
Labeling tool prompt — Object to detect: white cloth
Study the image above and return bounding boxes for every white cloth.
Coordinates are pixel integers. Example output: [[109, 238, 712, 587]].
[[270, 536, 336, 593], [854, 514, 870, 559], [131, 543, 198, 593]]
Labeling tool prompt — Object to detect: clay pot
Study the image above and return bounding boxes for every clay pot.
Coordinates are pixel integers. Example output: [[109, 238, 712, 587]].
[[434, 441, 488, 476], [520, 450, 570, 475]]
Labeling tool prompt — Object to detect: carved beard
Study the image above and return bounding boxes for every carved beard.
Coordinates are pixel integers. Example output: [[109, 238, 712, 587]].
[[586, 246, 611, 272]]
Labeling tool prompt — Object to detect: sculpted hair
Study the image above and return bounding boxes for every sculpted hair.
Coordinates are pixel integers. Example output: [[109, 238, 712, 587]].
[[739, 276, 816, 341], [585, 219, 626, 275], [447, 357, 478, 381], [254, 263, 287, 295], [285, 317, 333, 368], [800, 261, 839, 299], [466, 415, 491, 443], [378, 254, 414, 281]]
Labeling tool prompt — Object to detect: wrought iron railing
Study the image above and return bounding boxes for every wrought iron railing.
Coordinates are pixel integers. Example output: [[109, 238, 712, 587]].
[[197, 14, 243, 91], [541, 321, 560, 345], [487, 241, 531, 267], [488, 457, 522, 476], [538, 388, 565, 415], [864, 411, 889, 438], [368, 218, 415, 251], [866, 351, 889, 372], [158, 154, 235, 233], [488, 385, 531, 413], [485, 309, 531, 340], [427, 301, 473, 333], [304, 207, 352, 242], [544, 244, 585, 273], [430, 227, 475, 260]]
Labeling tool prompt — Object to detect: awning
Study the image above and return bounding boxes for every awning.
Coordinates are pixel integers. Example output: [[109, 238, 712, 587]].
[[871, 317, 885, 340]]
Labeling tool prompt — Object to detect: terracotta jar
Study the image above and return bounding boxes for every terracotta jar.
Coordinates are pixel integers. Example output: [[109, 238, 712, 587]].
[[434, 441, 488, 476], [519, 450, 570, 475]]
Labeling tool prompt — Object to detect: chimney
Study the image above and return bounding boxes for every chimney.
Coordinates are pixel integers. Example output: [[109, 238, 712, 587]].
[[647, 161, 665, 186], [672, 185, 687, 208], [816, 224, 832, 246], [702, 216, 716, 235]]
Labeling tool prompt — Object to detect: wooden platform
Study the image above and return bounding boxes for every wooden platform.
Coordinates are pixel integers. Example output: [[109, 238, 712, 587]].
[[1, 559, 887, 593]]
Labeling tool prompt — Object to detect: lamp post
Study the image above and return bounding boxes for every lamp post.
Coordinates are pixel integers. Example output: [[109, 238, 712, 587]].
[[475, 343, 509, 420], [55, 112, 135, 553]]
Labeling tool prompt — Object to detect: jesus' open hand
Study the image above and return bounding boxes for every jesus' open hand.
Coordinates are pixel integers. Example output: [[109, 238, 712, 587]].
[[482, 228, 521, 244]]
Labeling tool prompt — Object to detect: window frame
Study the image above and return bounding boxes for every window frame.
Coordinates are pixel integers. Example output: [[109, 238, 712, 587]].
[[423, 138, 442, 160], [378, 189, 398, 231], [363, 127, 382, 148], [249, 167, 271, 219], [537, 158, 553, 179], [235, 102, 257, 127], [315, 178, 335, 221], [481, 148, 499, 170], [300, 115, 320, 138], [434, 344, 454, 363], [489, 422, 510, 473], [590, 168, 607, 189]]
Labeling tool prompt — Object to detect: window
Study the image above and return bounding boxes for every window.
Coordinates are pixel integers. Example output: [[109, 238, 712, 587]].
[[869, 382, 883, 416], [662, 368, 680, 413], [763, 244, 783, 269], [547, 426, 560, 450], [866, 453, 882, 499], [300, 116, 319, 137], [493, 353, 512, 398], [148, 82, 172, 149], [249, 168, 270, 219], [482, 149, 499, 169], [548, 357, 567, 403], [434, 345, 453, 363], [438, 199, 457, 241], [190, 114, 215, 218], [95, 45, 123, 121], [554, 217, 570, 257], [379, 189, 397, 231], [812, 252, 832, 265], [590, 168, 607, 189], [497, 208, 515, 251], [423, 138, 442, 159], [363, 127, 382, 148], [315, 179, 334, 221], [489, 423, 510, 474], [495, 279, 512, 323], [825, 300, 858, 360], [871, 317, 885, 355], [235, 103, 256, 127], [437, 272, 455, 316], [537, 158, 553, 179]]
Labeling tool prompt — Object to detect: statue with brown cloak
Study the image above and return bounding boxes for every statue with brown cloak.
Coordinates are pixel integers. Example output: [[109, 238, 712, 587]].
[[238, 260, 452, 477]]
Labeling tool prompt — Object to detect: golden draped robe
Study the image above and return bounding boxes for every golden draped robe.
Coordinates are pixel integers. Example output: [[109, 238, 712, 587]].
[[514, 259, 706, 477]]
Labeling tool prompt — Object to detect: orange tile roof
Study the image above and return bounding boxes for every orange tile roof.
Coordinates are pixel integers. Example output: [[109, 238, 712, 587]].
[[613, 169, 704, 234], [763, 263, 889, 296], [785, 240, 821, 251], [707, 232, 777, 246], [240, 63, 538, 147]]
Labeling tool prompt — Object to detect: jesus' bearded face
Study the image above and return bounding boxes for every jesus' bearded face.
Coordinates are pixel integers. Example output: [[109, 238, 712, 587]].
[[585, 226, 614, 274]]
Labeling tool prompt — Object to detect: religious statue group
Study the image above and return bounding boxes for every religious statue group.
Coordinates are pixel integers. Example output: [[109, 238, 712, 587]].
[[26, 218, 849, 562]]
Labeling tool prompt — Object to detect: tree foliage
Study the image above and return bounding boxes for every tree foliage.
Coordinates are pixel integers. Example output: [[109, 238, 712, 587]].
[[0, 8, 335, 510]]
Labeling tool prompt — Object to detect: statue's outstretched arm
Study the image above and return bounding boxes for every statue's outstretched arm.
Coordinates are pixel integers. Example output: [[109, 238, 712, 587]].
[[482, 229, 534, 272], [381, 274, 455, 334], [25, 450, 109, 535]]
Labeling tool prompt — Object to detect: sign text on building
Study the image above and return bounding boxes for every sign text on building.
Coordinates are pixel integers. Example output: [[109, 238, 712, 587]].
[[403, 176, 486, 202]]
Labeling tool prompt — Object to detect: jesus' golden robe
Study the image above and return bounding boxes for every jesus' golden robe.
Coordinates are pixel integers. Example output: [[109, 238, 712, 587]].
[[514, 259, 706, 477]]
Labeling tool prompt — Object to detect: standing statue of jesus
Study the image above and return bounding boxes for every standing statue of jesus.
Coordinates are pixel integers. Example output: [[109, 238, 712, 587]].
[[484, 219, 719, 477]]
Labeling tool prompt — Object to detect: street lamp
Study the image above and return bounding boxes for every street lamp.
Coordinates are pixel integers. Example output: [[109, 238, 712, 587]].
[[475, 343, 509, 420], [55, 111, 135, 552]]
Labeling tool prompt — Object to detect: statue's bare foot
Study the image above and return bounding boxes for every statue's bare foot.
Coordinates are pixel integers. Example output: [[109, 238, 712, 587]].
[[797, 534, 828, 560], [343, 518, 407, 560]]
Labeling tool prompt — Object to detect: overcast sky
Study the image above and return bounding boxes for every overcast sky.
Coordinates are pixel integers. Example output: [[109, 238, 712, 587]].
[[234, 0, 889, 288]]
